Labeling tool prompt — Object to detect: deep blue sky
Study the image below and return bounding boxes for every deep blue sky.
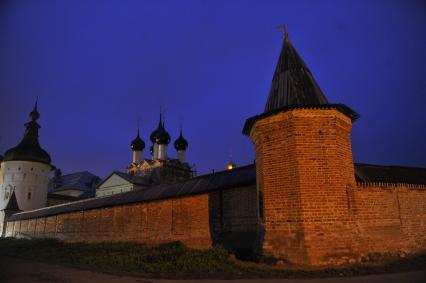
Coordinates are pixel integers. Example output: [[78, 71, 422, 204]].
[[0, 0, 425, 178]]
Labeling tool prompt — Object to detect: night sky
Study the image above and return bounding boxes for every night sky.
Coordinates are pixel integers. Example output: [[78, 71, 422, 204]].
[[0, 0, 425, 178]]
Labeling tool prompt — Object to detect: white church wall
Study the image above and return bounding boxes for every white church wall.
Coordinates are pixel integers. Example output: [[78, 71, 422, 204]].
[[96, 174, 133, 197], [0, 210, 5, 237], [158, 144, 167, 160], [0, 160, 51, 211], [132, 150, 142, 164], [52, 189, 84, 197], [177, 150, 186, 163]]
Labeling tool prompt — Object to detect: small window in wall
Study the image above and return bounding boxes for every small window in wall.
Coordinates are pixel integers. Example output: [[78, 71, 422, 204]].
[[27, 192, 32, 200], [4, 185, 13, 200], [30, 168, 34, 171]]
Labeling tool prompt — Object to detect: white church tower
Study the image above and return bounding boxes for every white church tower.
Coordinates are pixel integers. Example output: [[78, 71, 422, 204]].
[[150, 112, 171, 161], [131, 128, 145, 164], [174, 130, 188, 163], [0, 100, 52, 211]]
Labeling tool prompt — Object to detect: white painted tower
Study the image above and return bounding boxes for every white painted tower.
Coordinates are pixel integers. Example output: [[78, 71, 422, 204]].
[[0, 100, 52, 211], [131, 128, 145, 164], [149, 112, 170, 161]]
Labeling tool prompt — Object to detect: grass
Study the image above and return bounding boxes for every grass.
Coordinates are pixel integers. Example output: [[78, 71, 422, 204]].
[[0, 238, 425, 279]]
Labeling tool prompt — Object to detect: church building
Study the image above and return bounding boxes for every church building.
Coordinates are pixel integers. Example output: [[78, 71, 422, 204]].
[[96, 112, 194, 197]]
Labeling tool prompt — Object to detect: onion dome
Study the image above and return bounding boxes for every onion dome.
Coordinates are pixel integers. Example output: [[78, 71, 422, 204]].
[[150, 113, 171, 145], [174, 130, 188, 151], [131, 129, 145, 151], [3, 100, 51, 165]]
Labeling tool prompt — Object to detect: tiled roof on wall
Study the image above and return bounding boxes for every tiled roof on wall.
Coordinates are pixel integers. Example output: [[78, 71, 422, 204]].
[[7, 162, 426, 222], [355, 163, 426, 185], [8, 165, 256, 221]]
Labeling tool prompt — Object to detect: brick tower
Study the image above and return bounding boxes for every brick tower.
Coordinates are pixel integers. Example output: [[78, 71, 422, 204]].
[[243, 31, 359, 265]]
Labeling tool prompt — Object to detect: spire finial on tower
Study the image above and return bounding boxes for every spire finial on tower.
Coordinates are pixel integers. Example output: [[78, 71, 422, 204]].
[[131, 118, 145, 152], [159, 96, 165, 128], [277, 25, 288, 41], [30, 97, 40, 121], [137, 116, 141, 136], [178, 115, 184, 135]]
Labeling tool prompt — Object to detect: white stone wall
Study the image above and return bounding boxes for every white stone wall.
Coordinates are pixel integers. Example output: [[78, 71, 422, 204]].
[[132, 150, 142, 164], [152, 144, 159, 160], [0, 210, 5, 237], [177, 150, 186, 163], [52, 189, 84, 197], [96, 174, 134, 197], [158, 144, 167, 160], [0, 160, 51, 211]]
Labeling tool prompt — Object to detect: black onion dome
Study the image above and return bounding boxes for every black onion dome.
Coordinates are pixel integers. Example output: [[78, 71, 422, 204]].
[[150, 113, 170, 145], [3, 101, 51, 165], [150, 113, 162, 143], [131, 129, 145, 151], [174, 130, 188, 151], [155, 127, 171, 145]]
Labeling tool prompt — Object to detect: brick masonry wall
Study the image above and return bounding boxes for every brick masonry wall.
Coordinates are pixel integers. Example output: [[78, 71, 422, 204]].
[[4, 185, 262, 254], [352, 182, 426, 256], [6, 194, 213, 249], [249, 108, 360, 265], [248, 108, 426, 265], [209, 185, 263, 255]]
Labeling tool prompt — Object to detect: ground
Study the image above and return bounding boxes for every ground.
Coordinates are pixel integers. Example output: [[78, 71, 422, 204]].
[[1, 256, 426, 283]]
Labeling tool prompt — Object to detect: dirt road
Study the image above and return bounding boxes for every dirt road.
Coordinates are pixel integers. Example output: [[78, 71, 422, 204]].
[[1, 256, 425, 283]]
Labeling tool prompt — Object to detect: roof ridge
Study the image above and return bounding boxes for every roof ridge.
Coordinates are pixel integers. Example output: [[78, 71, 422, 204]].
[[355, 163, 426, 170]]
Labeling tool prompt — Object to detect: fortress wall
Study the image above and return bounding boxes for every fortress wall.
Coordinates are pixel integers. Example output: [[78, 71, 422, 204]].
[[6, 193, 213, 249], [208, 185, 262, 254], [4, 185, 261, 252], [352, 182, 426, 256]]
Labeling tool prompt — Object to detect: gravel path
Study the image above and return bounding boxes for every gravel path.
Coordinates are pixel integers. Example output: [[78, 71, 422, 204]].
[[1, 256, 425, 283]]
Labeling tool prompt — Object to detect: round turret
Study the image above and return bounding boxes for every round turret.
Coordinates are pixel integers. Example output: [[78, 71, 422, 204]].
[[0, 100, 52, 212], [174, 131, 188, 151]]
